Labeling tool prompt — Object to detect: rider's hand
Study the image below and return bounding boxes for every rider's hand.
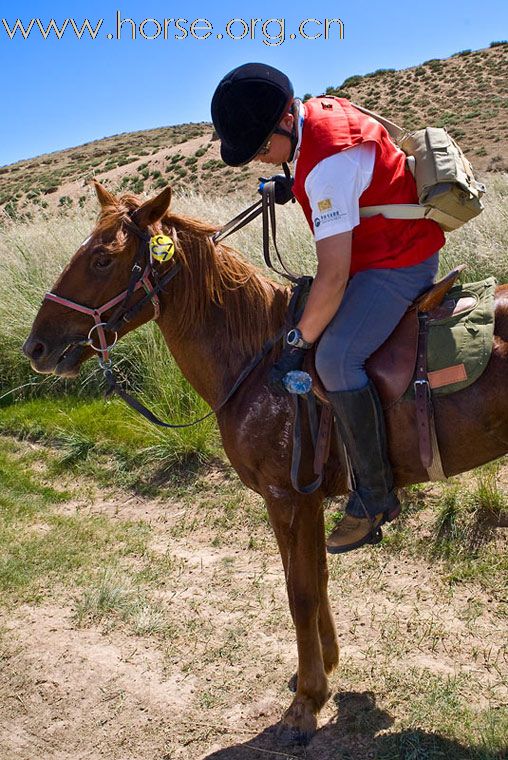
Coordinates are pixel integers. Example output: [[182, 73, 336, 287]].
[[258, 174, 295, 205], [268, 345, 308, 395]]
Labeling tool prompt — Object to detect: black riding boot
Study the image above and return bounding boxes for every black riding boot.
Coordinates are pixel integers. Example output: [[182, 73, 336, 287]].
[[326, 380, 400, 554]]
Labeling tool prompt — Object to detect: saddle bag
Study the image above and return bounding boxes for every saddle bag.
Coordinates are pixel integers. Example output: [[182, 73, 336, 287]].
[[353, 103, 486, 232]]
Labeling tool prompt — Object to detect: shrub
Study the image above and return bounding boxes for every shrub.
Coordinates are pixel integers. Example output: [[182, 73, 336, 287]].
[[340, 74, 363, 88], [365, 68, 396, 78]]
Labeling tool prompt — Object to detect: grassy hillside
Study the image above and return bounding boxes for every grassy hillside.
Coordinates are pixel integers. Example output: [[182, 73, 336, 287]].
[[322, 42, 508, 173], [0, 43, 506, 221]]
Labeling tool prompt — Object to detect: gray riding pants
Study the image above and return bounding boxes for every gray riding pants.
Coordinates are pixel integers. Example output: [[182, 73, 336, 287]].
[[315, 253, 440, 392]]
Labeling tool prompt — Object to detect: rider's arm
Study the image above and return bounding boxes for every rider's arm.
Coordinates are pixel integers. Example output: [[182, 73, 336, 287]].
[[296, 143, 375, 343], [297, 232, 351, 343]]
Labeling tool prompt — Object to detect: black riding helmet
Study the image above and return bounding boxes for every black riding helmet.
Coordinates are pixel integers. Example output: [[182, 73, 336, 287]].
[[211, 62, 294, 167]]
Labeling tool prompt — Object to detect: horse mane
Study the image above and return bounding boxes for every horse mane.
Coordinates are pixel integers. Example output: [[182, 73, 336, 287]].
[[95, 192, 290, 356]]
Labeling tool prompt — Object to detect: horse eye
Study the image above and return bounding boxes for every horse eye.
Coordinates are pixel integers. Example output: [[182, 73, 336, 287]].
[[94, 255, 114, 270]]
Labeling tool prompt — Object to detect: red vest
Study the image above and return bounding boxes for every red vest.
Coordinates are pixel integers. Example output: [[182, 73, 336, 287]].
[[292, 97, 445, 275]]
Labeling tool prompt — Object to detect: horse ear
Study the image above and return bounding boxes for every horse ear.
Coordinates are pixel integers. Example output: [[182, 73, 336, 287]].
[[93, 180, 117, 208], [135, 187, 172, 228]]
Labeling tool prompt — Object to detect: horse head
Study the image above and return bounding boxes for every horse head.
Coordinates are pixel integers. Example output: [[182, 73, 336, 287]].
[[23, 181, 174, 377]]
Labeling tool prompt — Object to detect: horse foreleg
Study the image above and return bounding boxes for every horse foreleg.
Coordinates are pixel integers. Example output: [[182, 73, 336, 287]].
[[266, 492, 331, 743], [316, 505, 339, 676], [273, 502, 339, 691]]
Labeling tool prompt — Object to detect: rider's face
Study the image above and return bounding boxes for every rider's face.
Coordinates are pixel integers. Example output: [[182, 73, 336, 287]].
[[254, 112, 294, 165]]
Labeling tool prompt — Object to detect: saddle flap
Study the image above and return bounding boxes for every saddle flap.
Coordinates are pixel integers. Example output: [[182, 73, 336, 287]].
[[365, 307, 419, 408]]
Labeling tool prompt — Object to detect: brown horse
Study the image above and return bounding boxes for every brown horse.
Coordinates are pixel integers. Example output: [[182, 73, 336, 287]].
[[23, 182, 508, 742]]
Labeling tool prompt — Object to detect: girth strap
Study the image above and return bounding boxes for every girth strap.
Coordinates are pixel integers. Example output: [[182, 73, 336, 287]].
[[415, 313, 432, 468], [414, 313, 446, 479]]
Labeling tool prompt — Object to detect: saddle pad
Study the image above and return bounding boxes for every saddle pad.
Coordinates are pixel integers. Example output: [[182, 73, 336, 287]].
[[415, 276, 496, 397]]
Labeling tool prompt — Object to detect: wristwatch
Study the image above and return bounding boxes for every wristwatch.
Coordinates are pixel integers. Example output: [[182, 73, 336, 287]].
[[286, 327, 313, 349]]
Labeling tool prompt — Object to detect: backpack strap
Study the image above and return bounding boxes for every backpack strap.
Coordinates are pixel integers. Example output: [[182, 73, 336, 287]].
[[360, 204, 427, 220], [350, 102, 423, 221], [349, 101, 406, 142]]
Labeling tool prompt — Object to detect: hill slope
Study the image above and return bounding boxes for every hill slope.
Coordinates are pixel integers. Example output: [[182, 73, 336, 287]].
[[0, 43, 506, 219], [323, 43, 508, 172]]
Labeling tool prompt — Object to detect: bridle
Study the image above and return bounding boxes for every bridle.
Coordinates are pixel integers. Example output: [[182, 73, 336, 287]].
[[44, 213, 181, 366]]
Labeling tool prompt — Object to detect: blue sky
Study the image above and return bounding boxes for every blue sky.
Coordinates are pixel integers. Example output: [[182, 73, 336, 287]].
[[0, 0, 506, 166]]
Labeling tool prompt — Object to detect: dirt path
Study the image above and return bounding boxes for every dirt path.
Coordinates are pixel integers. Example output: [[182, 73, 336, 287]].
[[0, 461, 506, 760]]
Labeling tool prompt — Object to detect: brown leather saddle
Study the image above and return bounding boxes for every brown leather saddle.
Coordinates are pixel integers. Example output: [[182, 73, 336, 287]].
[[304, 265, 468, 477]]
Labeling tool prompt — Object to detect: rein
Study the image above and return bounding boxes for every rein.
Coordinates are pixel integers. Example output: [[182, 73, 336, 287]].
[[212, 163, 300, 285]]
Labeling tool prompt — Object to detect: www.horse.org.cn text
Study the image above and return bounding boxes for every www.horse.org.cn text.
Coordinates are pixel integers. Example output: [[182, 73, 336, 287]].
[[1, 14, 345, 46]]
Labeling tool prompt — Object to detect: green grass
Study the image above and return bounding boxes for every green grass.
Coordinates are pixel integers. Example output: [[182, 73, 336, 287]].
[[0, 392, 221, 489], [379, 464, 508, 595], [0, 444, 69, 523], [0, 441, 151, 604], [337, 660, 508, 760], [73, 568, 169, 636]]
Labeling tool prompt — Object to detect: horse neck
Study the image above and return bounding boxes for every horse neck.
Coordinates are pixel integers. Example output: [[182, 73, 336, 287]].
[[155, 230, 289, 407]]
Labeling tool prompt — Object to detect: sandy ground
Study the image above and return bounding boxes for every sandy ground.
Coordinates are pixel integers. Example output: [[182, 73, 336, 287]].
[[0, 466, 506, 760]]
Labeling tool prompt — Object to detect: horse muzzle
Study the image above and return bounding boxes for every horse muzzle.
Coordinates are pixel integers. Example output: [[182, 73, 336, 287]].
[[22, 334, 88, 377]]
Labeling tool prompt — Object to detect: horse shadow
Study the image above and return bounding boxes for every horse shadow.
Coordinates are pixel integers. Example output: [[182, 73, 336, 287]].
[[200, 690, 501, 760]]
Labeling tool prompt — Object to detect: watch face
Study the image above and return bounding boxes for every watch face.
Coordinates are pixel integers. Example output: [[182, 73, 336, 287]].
[[287, 329, 299, 346]]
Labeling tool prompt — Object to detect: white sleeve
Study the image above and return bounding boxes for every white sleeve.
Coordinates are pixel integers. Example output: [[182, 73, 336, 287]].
[[304, 142, 376, 241]]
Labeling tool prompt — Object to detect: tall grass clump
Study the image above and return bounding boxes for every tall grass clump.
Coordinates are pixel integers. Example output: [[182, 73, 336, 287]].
[[429, 462, 507, 589], [439, 172, 508, 283]]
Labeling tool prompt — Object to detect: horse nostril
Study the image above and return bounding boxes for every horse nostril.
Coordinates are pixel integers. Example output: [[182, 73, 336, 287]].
[[22, 337, 47, 361], [32, 342, 46, 360]]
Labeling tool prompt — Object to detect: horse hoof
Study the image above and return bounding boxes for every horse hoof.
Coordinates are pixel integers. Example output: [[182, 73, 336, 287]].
[[277, 723, 315, 747], [287, 672, 298, 693]]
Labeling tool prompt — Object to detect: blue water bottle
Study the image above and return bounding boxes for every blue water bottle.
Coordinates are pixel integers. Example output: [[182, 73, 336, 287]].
[[283, 370, 313, 395]]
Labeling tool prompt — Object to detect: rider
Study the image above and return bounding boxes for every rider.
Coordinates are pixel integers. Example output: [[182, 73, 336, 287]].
[[211, 63, 444, 554]]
